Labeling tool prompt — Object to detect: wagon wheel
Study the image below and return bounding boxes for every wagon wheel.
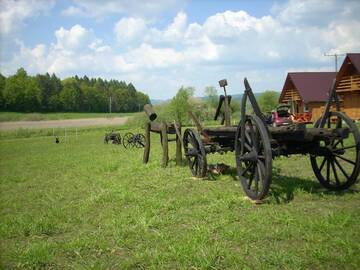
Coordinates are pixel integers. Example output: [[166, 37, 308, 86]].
[[310, 111, 360, 190], [123, 132, 135, 149], [235, 115, 272, 200], [183, 129, 207, 178], [135, 133, 146, 148]]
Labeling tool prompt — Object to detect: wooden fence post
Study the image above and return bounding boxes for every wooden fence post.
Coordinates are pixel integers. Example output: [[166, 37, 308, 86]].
[[143, 122, 151, 164], [161, 122, 169, 167], [175, 124, 182, 165]]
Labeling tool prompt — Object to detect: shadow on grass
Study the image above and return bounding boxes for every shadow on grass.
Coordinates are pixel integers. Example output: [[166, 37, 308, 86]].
[[267, 168, 359, 204], [205, 163, 359, 204]]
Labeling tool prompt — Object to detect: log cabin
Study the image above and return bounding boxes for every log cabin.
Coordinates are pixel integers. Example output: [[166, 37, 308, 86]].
[[335, 53, 360, 120], [279, 72, 336, 121]]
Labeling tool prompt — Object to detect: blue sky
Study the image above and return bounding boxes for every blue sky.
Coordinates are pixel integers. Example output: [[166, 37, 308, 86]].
[[1, 0, 360, 99]]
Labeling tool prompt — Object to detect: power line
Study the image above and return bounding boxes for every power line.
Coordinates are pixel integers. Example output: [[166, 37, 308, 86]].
[[324, 53, 345, 72]]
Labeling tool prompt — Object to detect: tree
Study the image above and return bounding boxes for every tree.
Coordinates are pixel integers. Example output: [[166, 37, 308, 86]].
[[204, 86, 218, 109], [3, 68, 41, 112], [0, 73, 6, 110], [168, 86, 195, 125], [60, 78, 82, 111], [258, 91, 280, 112]]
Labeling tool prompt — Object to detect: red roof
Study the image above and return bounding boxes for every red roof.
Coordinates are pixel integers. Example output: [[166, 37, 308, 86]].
[[280, 72, 336, 103], [347, 53, 360, 71], [337, 53, 360, 81]]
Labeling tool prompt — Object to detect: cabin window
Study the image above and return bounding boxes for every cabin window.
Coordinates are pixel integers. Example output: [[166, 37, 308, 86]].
[[304, 103, 309, 112]]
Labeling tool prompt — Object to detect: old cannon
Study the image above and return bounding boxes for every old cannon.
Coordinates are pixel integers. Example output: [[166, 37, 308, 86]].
[[183, 78, 360, 200], [143, 104, 182, 167], [104, 131, 121, 144]]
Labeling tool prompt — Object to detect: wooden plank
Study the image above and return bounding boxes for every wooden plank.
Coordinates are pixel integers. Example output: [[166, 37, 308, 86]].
[[161, 123, 169, 168]]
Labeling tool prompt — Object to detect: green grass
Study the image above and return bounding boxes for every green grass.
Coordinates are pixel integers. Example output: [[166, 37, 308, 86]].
[[0, 128, 359, 269], [0, 112, 137, 122]]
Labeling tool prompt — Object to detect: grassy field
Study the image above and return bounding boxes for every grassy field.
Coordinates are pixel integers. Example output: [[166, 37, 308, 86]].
[[0, 126, 359, 269], [0, 112, 136, 122]]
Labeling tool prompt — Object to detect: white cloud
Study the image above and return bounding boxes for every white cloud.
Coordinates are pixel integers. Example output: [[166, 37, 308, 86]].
[[125, 43, 184, 68], [62, 0, 186, 18], [0, 0, 55, 35], [54, 25, 93, 52], [114, 17, 147, 44]]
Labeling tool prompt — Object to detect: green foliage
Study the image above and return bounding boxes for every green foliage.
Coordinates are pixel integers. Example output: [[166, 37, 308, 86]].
[[0, 68, 150, 113], [258, 90, 280, 112], [0, 73, 5, 108], [3, 68, 42, 112], [168, 86, 195, 125], [204, 86, 218, 109]]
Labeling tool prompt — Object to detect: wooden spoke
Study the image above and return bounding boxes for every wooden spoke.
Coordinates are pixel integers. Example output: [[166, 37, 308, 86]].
[[326, 159, 330, 182], [333, 157, 350, 180], [330, 160, 340, 186], [334, 145, 356, 152], [334, 154, 356, 165], [319, 157, 327, 172]]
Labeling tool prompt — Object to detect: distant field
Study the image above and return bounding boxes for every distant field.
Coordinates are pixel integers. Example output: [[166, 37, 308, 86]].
[[0, 112, 136, 122], [0, 126, 359, 269]]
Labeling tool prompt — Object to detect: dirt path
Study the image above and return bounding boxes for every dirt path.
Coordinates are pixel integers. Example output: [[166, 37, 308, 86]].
[[0, 117, 129, 130]]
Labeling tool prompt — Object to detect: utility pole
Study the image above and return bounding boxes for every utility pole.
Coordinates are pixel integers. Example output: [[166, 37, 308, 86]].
[[324, 53, 345, 72]]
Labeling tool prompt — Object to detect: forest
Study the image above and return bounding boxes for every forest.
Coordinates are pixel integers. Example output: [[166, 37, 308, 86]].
[[0, 68, 150, 113]]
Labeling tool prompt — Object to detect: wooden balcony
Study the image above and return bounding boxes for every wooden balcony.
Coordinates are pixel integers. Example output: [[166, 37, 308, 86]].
[[336, 75, 360, 92], [281, 88, 302, 102]]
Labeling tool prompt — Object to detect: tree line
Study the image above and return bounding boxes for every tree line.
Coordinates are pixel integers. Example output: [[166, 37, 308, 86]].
[[0, 68, 150, 113]]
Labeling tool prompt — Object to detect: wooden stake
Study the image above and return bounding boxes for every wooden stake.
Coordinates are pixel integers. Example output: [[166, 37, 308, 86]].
[[174, 122, 182, 165], [143, 122, 151, 163], [161, 122, 169, 168]]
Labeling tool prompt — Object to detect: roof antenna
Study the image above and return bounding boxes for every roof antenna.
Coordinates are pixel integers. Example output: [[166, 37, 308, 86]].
[[324, 52, 345, 72]]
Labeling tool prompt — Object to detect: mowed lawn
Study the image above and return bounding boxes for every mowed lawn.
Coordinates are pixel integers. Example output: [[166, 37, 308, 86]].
[[0, 129, 359, 269]]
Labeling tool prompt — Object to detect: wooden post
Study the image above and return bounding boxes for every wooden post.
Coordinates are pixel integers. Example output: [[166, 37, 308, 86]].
[[223, 94, 231, 127], [161, 122, 169, 168], [143, 122, 151, 164], [175, 123, 182, 165]]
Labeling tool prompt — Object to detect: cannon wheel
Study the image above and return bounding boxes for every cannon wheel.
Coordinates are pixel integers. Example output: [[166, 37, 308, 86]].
[[123, 132, 135, 148], [135, 133, 146, 148], [183, 129, 207, 178], [310, 111, 360, 190], [235, 115, 272, 200]]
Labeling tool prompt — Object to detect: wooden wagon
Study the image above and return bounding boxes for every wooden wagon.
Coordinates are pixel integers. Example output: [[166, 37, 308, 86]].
[[183, 78, 360, 200]]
